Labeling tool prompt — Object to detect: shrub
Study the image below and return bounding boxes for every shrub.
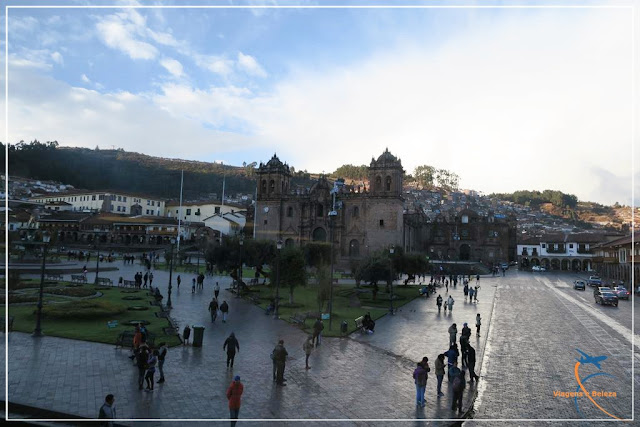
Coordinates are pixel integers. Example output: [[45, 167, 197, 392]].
[[44, 287, 96, 297], [9, 293, 39, 304], [41, 300, 127, 319]]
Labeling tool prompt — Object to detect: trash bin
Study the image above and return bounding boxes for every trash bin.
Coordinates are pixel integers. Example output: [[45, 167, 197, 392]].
[[192, 325, 205, 347], [340, 320, 348, 334]]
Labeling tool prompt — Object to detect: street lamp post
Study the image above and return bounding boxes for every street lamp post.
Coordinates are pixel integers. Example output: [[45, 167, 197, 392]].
[[327, 179, 343, 330], [273, 240, 283, 319], [238, 237, 244, 298], [389, 246, 395, 315], [94, 235, 100, 285], [33, 231, 51, 337], [167, 237, 176, 309]]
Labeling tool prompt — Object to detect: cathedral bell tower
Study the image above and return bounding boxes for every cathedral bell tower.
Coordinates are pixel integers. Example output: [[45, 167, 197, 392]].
[[368, 148, 403, 197], [257, 154, 292, 201]]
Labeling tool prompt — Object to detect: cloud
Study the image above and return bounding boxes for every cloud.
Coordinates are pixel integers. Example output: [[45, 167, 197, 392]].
[[237, 52, 267, 77], [81, 74, 91, 83], [206, 57, 234, 76], [50, 51, 63, 65], [95, 13, 158, 60], [160, 58, 184, 77]]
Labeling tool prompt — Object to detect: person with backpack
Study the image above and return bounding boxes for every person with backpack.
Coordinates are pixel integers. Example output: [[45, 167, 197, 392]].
[[436, 294, 443, 312], [449, 361, 466, 413], [209, 298, 219, 323], [157, 342, 167, 383], [223, 332, 240, 368], [413, 358, 429, 407], [220, 300, 229, 322], [435, 354, 446, 397]]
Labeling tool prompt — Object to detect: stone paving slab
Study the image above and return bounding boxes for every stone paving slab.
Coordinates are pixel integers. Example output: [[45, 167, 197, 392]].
[[3, 263, 500, 423]]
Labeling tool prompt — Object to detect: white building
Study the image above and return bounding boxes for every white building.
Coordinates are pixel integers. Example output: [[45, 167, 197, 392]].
[[30, 191, 166, 216], [516, 233, 611, 271], [203, 211, 247, 237], [166, 200, 243, 222]]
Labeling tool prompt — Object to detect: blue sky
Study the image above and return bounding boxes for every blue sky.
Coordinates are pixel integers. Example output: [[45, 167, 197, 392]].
[[2, 1, 637, 206]]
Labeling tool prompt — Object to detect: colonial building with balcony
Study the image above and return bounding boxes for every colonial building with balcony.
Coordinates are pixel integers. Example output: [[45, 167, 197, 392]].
[[591, 232, 640, 285], [517, 233, 613, 271]]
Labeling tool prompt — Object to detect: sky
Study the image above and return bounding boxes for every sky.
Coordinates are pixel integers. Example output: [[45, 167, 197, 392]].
[[2, 0, 638, 206]]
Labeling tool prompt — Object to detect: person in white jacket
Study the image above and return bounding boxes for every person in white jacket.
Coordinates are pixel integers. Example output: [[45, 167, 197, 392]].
[[447, 295, 455, 312]]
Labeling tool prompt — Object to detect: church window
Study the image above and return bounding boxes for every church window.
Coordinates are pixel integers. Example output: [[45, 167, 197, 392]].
[[375, 176, 382, 191], [261, 180, 267, 193], [269, 180, 275, 193], [353, 206, 359, 218], [386, 176, 392, 191], [287, 206, 293, 217], [317, 204, 324, 217], [379, 219, 384, 227]]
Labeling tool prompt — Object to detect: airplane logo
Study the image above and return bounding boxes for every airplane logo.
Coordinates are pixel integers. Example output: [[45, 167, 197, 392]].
[[575, 349, 607, 370]]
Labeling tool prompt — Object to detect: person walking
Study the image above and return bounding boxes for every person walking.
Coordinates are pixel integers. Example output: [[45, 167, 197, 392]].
[[448, 323, 457, 347], [98, 394, 116, 426], [447, 295, 455, 312], [144, 349, 158, 391], [444, 344, 459, 381], [214, 282, 220, 299], [463, 283, 469, 299], [223, 332, 240, 368], [143, 272, 148, 288], [468, 287, 474, 302], [449, 361, 466, 413], [460, 323, 471, 367], [436, 294, 443, 312], [272, 340, 288, 386], [220, 300, 229, 322], [303, 336, 314, 369], [129, 326, 142, 361], [135, 345, 149, 390], [209, 298, 219, 322], [182, 325, 191, 345], [476, 274, 480, 283], [413, 358, 428, 407], [435, 354, 446, 397], [157, 342, 167, 383], [192, 278, 196, 293], [467, 345, 480, 383], [226, 375, 244, 427], [474, 285, 480, 302], [177, 275, 181, 289], [312, 318, 324, 347], [149, 272, 154, 287], [476, 313, 482, 336]]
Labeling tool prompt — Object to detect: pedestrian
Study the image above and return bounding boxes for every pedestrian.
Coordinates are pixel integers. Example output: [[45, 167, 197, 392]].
[[435, 354, 446, 397], [223, 332, 240, 368], [312, 318, 324, 347], [474, 285, 480, 302], [303, 335, 314, 369], [436, 294, 443, 312], [129, 326, 142, 360], [183, 325, 191, 345], [476, 313, 482, 336], [177, 275, 181, 289], [214, 282, 220, 299], [272, 340, 288, 386], [209, 298, 219, 322], [220, 300, 229, 322], [449, 361, 466, 413], [139, 323, 148, 343], [476, 274, 480, 283], [157, 342, 167, 383], [144, 349, 158, 391], [192, 278, 196, 293], [143, 272, 148, 288], [467, 345, 480, 383], [98, 394, 116, 426], [448, 323, 457, 347], [460, 323, 471, 366], [83, 265, 88, 278], [463, 284, 468, 299], [447, 295, 455, 312], [135, 345, 149, 390], [413, 358, 428, 407], [149, 272, 154, 287], [226, 375, 244, 427], [445, 344, 459, 381], [468, 287, 474, 301], [118, 277, 123, 287]]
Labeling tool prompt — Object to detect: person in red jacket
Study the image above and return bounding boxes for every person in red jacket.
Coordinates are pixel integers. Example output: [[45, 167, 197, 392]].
[[226, 375, 244, 426]]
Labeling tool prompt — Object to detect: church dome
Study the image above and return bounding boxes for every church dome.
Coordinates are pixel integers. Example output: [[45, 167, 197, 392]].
[[370, 148, 402, 168]]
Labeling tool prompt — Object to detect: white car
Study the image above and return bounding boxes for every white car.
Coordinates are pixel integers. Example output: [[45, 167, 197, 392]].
[[532, 265, 546, 272]]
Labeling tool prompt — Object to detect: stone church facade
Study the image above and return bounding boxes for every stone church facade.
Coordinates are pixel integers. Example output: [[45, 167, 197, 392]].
[[254, 150, 406, 264]]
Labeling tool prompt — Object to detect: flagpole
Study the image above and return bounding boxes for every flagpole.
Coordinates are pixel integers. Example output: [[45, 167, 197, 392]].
[[221, 162, 226, 206], [177, 170, 183, 253]]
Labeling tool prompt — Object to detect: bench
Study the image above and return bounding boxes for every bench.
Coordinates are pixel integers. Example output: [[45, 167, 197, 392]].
[[123, 280, 136, 288], [45, 273, 63, 281], [115, 330, 156, 348], [96, 277, 113, 286], [107, 320, 118, 329], [290, 312, 308, 326], [354, 316, 364, 333], [71, 274, 87, 283]]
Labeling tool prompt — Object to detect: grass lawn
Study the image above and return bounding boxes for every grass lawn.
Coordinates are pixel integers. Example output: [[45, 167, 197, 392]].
[[246, 283, 421, 337], [7, 282, 181, 347]]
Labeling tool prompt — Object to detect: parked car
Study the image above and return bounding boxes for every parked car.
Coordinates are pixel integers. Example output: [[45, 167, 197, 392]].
[[573, 280, 586, 291], [594, 289, 618, 306], [612, 286, 630, 300], [594, 286, 612, 296], [532, 265, 546, 272], [587, 276, 603, 287]]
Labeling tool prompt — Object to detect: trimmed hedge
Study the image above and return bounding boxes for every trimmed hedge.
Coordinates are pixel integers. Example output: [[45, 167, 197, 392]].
[[44, 287, 97, 298], [40, 300, 126, 319]]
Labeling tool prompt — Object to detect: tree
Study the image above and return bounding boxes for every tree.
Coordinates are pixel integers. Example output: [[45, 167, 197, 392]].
[[413, 165, 436, 189], [357, 254, 391, 287], [274, 246, 307, 304], [304, 242, 331, 268]]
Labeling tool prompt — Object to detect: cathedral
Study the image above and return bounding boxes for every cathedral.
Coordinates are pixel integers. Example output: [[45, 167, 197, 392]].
[[255, 149, 409, 265]]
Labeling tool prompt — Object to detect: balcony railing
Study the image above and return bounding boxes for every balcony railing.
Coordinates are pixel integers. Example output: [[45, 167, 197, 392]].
[[546, 247, 566, 254]]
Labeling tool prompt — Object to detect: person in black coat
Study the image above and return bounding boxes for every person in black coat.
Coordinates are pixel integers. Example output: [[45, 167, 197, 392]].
[[467, 345, 480, 382], [223, 333, 240, 368]]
